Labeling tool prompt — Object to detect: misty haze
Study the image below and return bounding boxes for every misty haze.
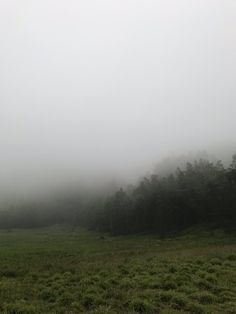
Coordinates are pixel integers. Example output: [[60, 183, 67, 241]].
[[0, 1, 235, 313]]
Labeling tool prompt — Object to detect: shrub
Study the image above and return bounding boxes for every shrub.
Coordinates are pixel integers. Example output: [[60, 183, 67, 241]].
[[161, 280, 178, 290], [81, 293, 103, 309], [119, 278, 134, 288], [186, 302, 206, 314], [210, 258, 222, 266], [39, 288, 57, 302], [71, 301, 84, 311], [191, 291, 217, 305], [168, 265, 177, 273], [3, 301, 38, 314], [59, 292, 74, 306], [129, 298, 155, 313], [227, 254, 236, 261], [1, 269, 18, 278], [171, 294, 188, 308], [159, 291, 174, 303], [195, 279, 214, 290], [205, 274, 217, 284]]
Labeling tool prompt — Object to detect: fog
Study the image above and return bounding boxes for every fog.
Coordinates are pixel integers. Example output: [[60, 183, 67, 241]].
[[0, 0, 236, 198]]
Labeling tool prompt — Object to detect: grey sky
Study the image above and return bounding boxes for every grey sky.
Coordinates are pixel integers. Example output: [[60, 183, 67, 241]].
[[0, 0, 236, 195]]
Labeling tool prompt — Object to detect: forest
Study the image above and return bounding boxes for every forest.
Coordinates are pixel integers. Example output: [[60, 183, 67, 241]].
[[1, 154, 236, 236]]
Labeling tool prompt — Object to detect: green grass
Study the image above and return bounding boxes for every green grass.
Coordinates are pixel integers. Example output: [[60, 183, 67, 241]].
[[0, 226, 235, 313]]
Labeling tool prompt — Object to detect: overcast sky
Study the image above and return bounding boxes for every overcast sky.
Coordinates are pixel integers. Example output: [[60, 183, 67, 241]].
[[0, 0, 236, 195]]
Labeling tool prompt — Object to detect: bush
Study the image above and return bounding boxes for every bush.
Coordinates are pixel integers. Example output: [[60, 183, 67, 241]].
[[227, 254, 236, 261], [129, 298, 155, 313], [191, 291, 217, 305], [210, 258, 222, 266], [3, 301, 38, 314], [81, 293, 103, 309], [39, 288, 57, 302], [171, 294, 188, 308], [186, 302, 206, 314]]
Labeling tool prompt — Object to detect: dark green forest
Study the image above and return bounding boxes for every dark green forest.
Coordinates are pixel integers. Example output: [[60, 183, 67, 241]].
[[1, 154, 236, 236]]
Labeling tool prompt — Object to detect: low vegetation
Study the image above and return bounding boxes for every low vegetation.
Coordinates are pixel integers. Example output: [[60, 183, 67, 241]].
[[0, 226, 235, 313]]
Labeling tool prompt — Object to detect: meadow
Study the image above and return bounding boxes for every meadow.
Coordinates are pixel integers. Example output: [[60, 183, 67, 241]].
[[0, 226, 235, 314]]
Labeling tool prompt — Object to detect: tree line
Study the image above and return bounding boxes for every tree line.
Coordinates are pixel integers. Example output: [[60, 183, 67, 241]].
[[84, 155, 236, 235], [0, 154, 236, 235]]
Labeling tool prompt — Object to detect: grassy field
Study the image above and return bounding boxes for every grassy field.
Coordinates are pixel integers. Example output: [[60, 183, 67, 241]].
[[0, 226, 235, 314]]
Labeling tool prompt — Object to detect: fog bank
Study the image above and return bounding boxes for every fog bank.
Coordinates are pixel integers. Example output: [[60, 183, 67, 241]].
[[0, 0, 236, 198]]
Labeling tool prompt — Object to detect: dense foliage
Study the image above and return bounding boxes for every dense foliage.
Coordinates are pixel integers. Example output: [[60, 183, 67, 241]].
[[86, 155, 236, 235], [0, 154, 236, 235]]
